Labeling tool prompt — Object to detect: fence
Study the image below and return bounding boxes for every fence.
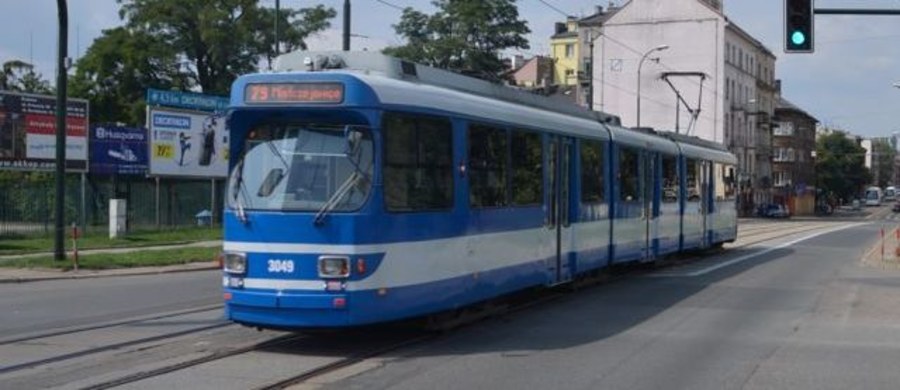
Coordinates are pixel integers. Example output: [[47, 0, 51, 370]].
[[0, 172, 223, 237]]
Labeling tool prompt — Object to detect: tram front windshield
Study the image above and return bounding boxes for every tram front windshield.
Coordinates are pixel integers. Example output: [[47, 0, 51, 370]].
[[228, 123, 373, 212]]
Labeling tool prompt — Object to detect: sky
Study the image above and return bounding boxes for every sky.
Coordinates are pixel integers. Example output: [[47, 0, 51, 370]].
[[2, 0, 900, 138]]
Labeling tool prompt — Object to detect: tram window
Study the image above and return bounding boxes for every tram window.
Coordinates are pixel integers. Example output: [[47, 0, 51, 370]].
[[469, 124, 509, 208], [686, 158, 700, 202], [383, 113, 453, 211], [662, 155, 678, 203], [580, 139, 604, 203], [713, 163, 727, 201], [511, 130, 542, 205], [619, 147, 639, 202]]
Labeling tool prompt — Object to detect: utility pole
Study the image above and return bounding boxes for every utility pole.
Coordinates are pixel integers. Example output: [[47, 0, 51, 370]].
[[343, 0, 351, 51], [274, 0, 280, 58], [54, 0, 68, 261]]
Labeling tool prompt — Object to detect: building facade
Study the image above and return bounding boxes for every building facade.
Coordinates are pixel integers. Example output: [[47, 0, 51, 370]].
[[773, 96, 817, 215], [724, 24, 777, 214], [586, 0, 775, 213], [550, 18, 580, 88]]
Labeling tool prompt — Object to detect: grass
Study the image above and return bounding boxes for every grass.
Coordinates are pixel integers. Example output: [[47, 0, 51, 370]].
[[0, 246, 221, 271], [0, 227, 222, 256]]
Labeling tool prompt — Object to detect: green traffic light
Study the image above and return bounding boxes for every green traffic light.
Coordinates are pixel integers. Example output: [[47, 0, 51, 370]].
[[791, 30, 806, 46]]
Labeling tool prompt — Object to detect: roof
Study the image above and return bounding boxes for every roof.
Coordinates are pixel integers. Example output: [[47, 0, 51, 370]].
[[725, 18, 776, 59], [578, 7, 616, 27], [776, 96, 818, 122], [551, 31, 578, 40]]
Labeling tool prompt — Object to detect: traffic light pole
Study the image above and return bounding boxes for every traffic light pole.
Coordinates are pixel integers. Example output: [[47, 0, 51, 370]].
[[815, 9, 900, 15], [54, 0, 68, 261]]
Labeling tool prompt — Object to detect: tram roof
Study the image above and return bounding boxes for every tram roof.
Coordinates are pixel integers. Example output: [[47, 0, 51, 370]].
[[274, 50, 620, 124]]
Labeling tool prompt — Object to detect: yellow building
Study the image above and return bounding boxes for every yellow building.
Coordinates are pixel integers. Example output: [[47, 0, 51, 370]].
[[550, 17, 580, 87]]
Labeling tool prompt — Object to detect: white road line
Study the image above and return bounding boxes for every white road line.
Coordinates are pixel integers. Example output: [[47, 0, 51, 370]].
[[655, 222, 868, 278]]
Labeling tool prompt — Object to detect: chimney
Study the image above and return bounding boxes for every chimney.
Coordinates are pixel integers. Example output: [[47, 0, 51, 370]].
[[512, 55, 525, 69], [555, 22, 566, 35], [595, 5, 604, 15]]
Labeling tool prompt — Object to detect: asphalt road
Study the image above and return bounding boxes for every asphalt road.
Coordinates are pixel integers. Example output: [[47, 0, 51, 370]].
[[0, 270, 222, 340], [321, 223, 900, 390]]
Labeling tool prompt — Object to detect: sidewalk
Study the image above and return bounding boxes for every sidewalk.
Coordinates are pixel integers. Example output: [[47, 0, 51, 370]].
[[0, 240, 223, 283]]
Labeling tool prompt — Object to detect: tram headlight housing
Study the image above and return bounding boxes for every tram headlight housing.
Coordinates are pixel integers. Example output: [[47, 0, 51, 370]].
[[318, 255, 350, 279], [223, 252, 247, 275]]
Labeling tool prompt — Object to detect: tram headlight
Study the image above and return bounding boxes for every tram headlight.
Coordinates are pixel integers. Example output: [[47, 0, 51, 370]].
[[223, 252, 247, 275], [318, 256, 350, 279]]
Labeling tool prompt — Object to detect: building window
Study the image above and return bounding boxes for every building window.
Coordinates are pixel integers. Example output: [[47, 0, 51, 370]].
[[565, 44, 574, 58], [774, 171, 792, 188], [774, 121, 795, 136], [725, 78, 730, 100]]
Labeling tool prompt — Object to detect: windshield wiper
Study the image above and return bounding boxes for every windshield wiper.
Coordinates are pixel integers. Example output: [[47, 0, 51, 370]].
[[313, 170, 367, 226], [231, 161, 250, 224]]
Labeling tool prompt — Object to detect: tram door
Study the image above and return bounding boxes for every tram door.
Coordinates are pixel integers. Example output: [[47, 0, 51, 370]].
[[641, 152, 656, 260], [547, 136, 575, 284], [699, 160, 712, 248]]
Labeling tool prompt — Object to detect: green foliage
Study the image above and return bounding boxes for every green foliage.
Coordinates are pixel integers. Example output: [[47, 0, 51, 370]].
[[0, 172, 78, 226], [1, 60, 52, 93], [0, 246, 219, 271], [0, 226, 221, 256], [383, 0, 530, 79], [117, 0, 336, 95], [70, 27, 187, 125], [815, 130, 872, 201], [68, 1, 335, 125]]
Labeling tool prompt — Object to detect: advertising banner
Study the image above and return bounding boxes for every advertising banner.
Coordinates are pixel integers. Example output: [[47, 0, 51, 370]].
[[0, 91, 89, 171], [89, 125, 148, 175], [147, 107, 227, 178], [146, 88, 229, 113]]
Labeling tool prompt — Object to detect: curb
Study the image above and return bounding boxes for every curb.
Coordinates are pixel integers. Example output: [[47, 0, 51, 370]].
[[0, 263, 221, 284]]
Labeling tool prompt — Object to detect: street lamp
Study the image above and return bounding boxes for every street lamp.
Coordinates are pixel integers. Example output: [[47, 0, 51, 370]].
[[585, 29, 602, 111], [636, 44, 669, 127]]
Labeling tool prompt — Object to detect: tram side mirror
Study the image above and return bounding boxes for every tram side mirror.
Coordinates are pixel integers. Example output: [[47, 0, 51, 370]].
[[257, 168, 285, 197]]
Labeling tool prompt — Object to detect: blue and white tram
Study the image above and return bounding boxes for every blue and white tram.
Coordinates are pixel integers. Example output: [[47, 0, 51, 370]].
[[221, 52, 737, 328]]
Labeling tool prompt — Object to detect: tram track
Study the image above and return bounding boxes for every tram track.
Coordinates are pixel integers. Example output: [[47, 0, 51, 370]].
[[0, 304, 223, 346], [730, 221, 848, 249], [0, 305, 231, 377], [6, 220, 852, 389], [79, 289, 572, 390]]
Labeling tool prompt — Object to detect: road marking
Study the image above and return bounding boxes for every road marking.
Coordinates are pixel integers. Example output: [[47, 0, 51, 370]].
[[655, 223, 867, 278]]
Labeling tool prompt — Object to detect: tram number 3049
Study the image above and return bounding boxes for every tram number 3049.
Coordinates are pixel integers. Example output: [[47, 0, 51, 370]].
[[267, 259, 295, 273]]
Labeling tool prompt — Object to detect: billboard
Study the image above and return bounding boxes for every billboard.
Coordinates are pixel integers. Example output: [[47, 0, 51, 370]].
[[89, 125, 149, 175], [148, 107, 228, 178], [0, 91, 88, 171], [146, 88, 229, 112]]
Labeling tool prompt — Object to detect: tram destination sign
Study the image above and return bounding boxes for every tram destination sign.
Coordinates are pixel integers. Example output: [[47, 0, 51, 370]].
[[244, 83, 344, 104]]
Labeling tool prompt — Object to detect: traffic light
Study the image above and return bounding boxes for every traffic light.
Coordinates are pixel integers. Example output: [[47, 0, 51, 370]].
[[785, 0, 814, 53]]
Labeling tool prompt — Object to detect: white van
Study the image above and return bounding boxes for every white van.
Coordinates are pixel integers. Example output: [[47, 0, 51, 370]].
[[865, 186, 882, 207]]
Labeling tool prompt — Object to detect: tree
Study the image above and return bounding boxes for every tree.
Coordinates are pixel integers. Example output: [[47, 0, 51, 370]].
[[872, 139, 895, 188], [117, 0, 336, 95], [70, 27, 187, 125], [816, 130, 871, 202], [383, 0, 530, 79], [1, 60, 52, 94]]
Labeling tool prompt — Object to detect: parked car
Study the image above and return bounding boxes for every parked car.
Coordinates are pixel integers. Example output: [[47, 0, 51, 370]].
[[759, 203, 791, 218]]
